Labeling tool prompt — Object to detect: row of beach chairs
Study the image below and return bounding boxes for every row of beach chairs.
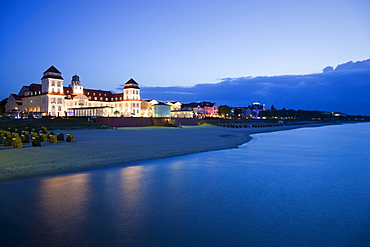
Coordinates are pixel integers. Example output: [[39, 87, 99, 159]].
[[0, 127, 74, 148]]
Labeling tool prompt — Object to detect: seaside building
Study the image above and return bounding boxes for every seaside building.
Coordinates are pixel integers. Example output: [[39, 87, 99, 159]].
[[250, 102, 266, 118], [232, 107, 252, 118], [181, 102, 218, 118], [6, 66, 142, 117]]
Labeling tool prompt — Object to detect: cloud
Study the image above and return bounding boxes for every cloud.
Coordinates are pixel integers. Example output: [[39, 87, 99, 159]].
[[141, 59, 370, 115]]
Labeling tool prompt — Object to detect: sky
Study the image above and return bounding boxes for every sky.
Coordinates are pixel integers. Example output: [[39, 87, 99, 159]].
[[1, 0, 370, 114]]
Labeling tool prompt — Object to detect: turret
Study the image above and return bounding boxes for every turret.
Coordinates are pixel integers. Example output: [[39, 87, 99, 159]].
[[70, 74, 83, 94], [41, 65, 64, 93], [123, 78, 140, 100]]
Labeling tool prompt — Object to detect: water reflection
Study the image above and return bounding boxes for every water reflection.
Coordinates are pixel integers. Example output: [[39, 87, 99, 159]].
[[37, 173, 90, 242], [118, 165, 144, 212]]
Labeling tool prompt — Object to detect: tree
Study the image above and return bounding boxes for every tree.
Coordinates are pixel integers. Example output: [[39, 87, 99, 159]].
[[218, 105, 231, 118], [0, 98, 7, 114]]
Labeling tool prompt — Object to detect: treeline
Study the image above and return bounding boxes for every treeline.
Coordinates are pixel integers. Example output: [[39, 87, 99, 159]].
[[218, 104, 370, 121]]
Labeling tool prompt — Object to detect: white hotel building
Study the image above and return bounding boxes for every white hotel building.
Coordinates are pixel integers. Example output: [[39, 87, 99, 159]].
[[8, 66, 142, 117]]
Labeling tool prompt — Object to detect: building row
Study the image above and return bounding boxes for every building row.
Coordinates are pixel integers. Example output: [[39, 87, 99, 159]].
[[5, 66, 218, 118]]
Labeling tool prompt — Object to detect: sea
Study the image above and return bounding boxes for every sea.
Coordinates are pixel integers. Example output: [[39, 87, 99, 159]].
[[0, 123, 370, 247]]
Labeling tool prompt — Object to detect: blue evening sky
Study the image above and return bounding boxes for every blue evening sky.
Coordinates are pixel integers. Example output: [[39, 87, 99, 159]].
[[1, 0, 369, 101]]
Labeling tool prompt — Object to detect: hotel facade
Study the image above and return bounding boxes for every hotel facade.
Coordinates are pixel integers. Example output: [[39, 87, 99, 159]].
[[6, 66, 218, 120], [7, 66, 143, 117]]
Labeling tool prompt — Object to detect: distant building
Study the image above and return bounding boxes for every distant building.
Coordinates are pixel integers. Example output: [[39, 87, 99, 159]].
[[232, 107, 252, 118], [181, 102, 218, 118], [250, 102, 266, 118]]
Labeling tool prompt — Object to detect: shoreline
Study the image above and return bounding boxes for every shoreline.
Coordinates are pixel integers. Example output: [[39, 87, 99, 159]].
[[0, 122, 339, 182]]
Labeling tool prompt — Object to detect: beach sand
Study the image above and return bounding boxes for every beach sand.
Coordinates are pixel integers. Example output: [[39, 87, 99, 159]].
[[0, 123, 333, 180]]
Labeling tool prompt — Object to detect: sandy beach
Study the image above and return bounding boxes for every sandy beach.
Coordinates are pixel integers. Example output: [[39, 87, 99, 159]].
[[0, 123, 334, 180]]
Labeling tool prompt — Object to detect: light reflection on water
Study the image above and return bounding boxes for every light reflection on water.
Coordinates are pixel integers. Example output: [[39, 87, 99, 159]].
[[0, 123, 370, 246]]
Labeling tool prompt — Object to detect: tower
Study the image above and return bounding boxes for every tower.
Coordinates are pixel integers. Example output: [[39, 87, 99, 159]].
[[123, 78, 141, 116], [70, 75, 83, 94], [123, 78, 140, 100], [41, 65, 64, 94]]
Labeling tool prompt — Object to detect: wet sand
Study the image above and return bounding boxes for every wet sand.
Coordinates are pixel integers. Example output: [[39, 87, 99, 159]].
[[0, 123, 335, 180]]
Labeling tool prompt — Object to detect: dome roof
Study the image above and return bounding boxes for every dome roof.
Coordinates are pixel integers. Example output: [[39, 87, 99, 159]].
[[72, 75, 80, 81], [124, 78, 140, 89]]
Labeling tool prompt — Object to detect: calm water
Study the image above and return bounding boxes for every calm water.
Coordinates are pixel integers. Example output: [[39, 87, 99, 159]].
[[1, 123, 370, 247]]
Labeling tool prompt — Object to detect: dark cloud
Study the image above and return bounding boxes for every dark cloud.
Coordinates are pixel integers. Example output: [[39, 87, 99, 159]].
[[140, 59, 370, 115]]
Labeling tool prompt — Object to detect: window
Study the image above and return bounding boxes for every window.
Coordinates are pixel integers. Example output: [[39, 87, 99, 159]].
[[94, 97, 97, 100], [51, 81, 55, 86], [88, 96, 91, 100], [87, 92, 90, 95]]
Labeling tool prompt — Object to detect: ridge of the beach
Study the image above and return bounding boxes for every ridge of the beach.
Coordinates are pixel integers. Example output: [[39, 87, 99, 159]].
[[0, 122, 337, 181]]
